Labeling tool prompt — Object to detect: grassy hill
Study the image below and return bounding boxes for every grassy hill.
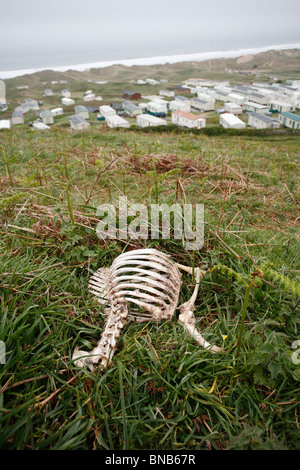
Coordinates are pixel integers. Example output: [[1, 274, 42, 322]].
[[4, 48, 300, 101], [0, 48, 300, 451]]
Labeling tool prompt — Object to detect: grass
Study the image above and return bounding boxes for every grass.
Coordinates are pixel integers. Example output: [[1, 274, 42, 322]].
[[0, 125, 299, 450]]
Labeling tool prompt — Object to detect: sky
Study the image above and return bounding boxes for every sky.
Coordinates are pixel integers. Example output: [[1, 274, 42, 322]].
[[0, 0, 300, 71]]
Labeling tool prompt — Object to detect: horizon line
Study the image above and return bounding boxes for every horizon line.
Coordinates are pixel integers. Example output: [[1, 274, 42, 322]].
[[1, 42, 300, 80]]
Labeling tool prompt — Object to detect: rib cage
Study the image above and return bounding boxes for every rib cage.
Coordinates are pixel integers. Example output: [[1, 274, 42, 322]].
[[72, 248, 220, 371], [89, 248, 181, 321]]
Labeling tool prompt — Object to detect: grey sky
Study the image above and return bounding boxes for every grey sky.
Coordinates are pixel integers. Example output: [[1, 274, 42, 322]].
[[0, 0, 300, 70]]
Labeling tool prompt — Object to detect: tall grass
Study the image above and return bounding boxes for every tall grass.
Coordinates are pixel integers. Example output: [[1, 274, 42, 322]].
[[0, 128, 299, 449]]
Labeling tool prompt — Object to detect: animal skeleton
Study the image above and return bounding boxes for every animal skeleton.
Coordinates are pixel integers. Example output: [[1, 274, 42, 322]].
[[72, 248, 221, 371]]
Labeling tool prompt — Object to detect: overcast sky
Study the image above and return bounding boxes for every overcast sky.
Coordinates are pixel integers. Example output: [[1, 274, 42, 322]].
[[1, 0, 300, 70]]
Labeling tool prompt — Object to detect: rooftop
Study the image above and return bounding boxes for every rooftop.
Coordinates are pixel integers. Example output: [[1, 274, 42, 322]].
[[172, 110, 203, 121], [249, 112, 275, 123], [279, 112, 300, 123]]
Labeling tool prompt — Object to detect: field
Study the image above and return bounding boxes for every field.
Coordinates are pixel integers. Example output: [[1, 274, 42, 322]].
[[0, 123, 299, 450], [0, 51, 300, 450]]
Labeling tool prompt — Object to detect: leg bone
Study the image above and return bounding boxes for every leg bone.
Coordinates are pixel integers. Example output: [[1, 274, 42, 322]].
[[176, 264, 221, 353]]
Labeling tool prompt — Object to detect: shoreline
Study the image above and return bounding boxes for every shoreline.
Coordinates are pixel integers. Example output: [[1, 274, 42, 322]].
[[1, 42, 300, 80]]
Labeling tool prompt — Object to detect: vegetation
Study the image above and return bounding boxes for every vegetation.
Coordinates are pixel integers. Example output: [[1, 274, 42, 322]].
[[0, 123, 299, 450]]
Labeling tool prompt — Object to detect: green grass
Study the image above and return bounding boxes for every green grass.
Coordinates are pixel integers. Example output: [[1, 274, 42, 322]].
[[0, 126, 299, 450]]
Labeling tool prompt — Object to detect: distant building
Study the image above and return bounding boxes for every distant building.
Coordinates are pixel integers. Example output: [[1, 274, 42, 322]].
[[191, 98, 214, 112], [171, 111, 206, 129], [111, 103, 123, 111], [75, 105, 89, 120], [0, 80, 6, 104], [69, 115, 90, 131], [0, 119, 10, 129], [278, 112, 300, 129], [122, 100, 143, 117], [227, 92, 246, 105], [61, 89, 71, 97], [122, 91, 141, 100], [51, 107, 64, 116], [248, 112, 280, 129], [248, 92, 269, 105], [105, 115, 130, 129], [159, 89, 175, 98], [83, 93, 96, 102], [25, 98, 39, 111], [146, 101, 168, 116], [44, 89, 54, 96], [169, 100, 191, 113], [11, 111, 24, 125], [136, 114, 167, 127], [99, 105, 116, 118], [86, 106, 99, 113], [220, 113, 246, 129], [32, 122, 50, 131], [174, 86, 190, 93], [214, 90, 230, 102], [15, 103, 30, 114], [62, 97, 75, 106], [243, 101, 269, 114], [224, 102, 243, 115], [40, 110, 54, 125], [269, 101, 295, 113], [145, 79, 160, 85]]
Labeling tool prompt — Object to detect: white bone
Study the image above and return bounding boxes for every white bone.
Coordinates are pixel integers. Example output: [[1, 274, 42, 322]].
[[72, 248, 220, 370]]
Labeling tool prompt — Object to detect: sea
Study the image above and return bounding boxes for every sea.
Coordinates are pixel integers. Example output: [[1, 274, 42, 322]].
[[1, 41, 300, 80]]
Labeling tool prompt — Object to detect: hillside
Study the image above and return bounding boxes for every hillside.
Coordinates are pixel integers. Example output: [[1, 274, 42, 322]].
[[4, 48, 300, 94], [0, 46, 300, 451]]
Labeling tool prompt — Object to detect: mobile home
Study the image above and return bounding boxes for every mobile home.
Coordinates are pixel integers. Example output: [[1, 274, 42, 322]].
[[248, 92, 269, 105], [0, 119, 10, 129], [136, 114, 167, 127], [278, 112, 300, 129], [83, 93, 96, 102], [171, 111, 206, 129], [51, 107, 64, 116], [62, 97, 75, 106], [15, 103, 30, 114], [220, 113, 246, 129], [159, 89, 175, 98], [40, 110, 54, 125], [11, 111, 24, 125], [248, 112, 280, 129], [61, 89, 71, 97], [269, 101, 295, 113], [32, 122, 50, 131], [25, 98, 39, 111], [122, 100, 143, 117], [227, 93, 246, 105], [146, 101, 168, 116], [224, 102, 243, 115], [122, 91, 141, 100], [243, 101, 269, 114], [169, 100, 191, 113], [99, 105, 116, 118], [105, 115, 130, 129], [75, 105, 89, 120], [191, 98, 214, 112], [69, 115, 90, 131], [0, 80, 6, 104]]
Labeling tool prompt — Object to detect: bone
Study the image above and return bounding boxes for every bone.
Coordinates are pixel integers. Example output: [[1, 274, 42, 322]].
[[72, 248, 220, 370]]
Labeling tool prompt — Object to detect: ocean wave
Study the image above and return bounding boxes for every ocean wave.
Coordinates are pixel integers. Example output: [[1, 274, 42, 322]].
[[1, 42, 300, 80]]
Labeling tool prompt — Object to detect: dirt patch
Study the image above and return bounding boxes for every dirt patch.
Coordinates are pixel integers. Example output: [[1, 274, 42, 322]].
[[236, 54, 254, 64], [122, 153, 208, 174]]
